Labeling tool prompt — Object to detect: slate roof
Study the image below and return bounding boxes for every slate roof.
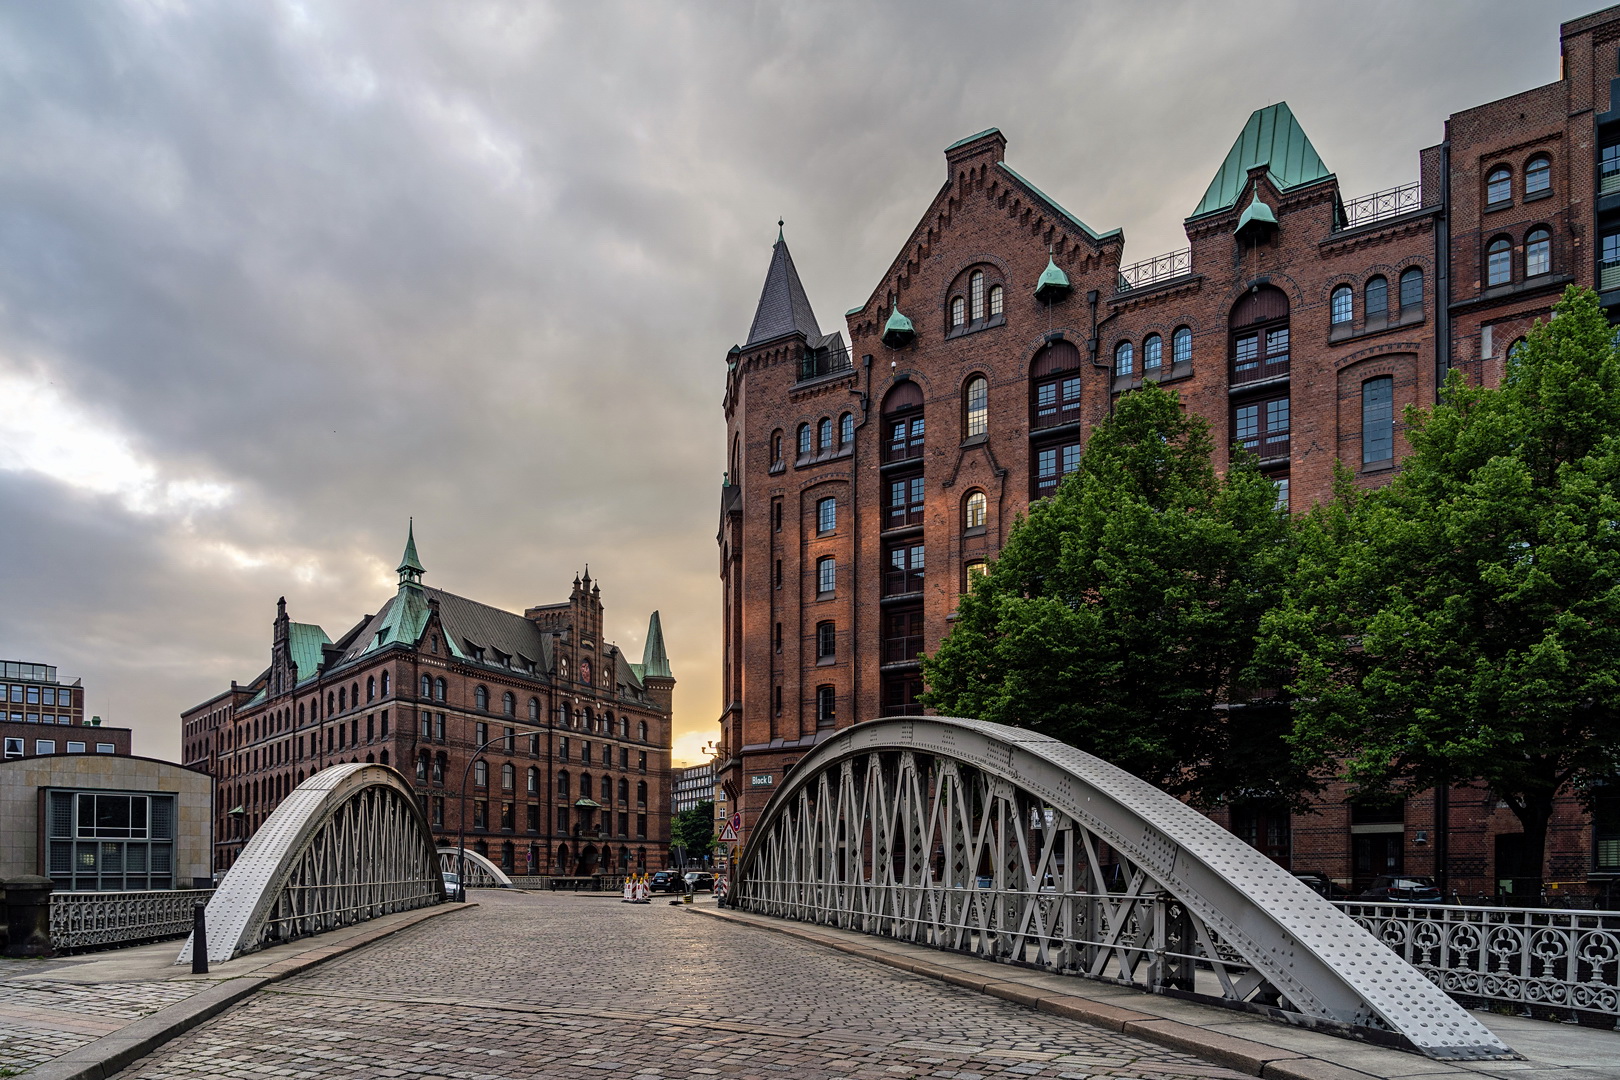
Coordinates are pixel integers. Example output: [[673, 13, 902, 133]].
[[1191, 102, 1331, 219], [745, 233, 823, 347]]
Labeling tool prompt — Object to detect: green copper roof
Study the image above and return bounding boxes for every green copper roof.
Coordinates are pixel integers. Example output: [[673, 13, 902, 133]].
[[288, 623, 331, 684], [945, 127, 1002, 152], [1235, 194, 1278, 233], [996, 164, 1120, 241], [1035, 256, 1072, 301], [882, 304, 916, 347], [641, 610, 672, 680], [1191, 102, 1331, 219], [398, 520, 424, 577]]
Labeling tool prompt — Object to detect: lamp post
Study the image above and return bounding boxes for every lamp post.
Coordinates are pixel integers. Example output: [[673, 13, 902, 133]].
[[455, 732, 517, 901]]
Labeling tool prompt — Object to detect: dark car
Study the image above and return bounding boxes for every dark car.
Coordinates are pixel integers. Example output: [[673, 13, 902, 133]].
[[1354, 875, 1443, 903], [684, 871, 715, 893], [1293, 872, 1351, 901], [649, 870, 685, 894]]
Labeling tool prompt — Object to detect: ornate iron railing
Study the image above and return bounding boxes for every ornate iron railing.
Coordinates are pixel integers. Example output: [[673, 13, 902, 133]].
[[1117, 248, 1191, 293], [1340, 902, 1620, 1020], [50, 888, 215, 952], [799, 345, 853, 382], [1337, 183, 1422, 230]]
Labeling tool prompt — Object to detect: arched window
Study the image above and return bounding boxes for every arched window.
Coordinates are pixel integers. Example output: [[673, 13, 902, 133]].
[[1525, 227, 1551, 277], [338, 687, 346, 712], [881, 380, 924, 463], [988, 284, 1004, 317], [637, 780, 647, 805], [817, 496, 837, 534], [1525, 155, 1551, 196], [434, 752, 446, 784], [817, 556, 836, 596], [560, 702, 571, 728], [1172, 326, 1192, 365], [558, 771, 570, 797], [1143, 333, 1163, 373], [431, 677, 444, 701], [501, 763, 515, 791], [619, 717, 628, 738], [1365, 275, 1388, 320], [502, 691, 516, 716], [964, 490, 987, 531], [526, 697, 538, 721], [474, 760, 488, 788], [770, 430, 783, 467], [298, 702, 304, 723], [527, 766, 539, 794], [950, 296, 965, 327], [1330, 285, 1352, 325], [839, 412, 853, 445], [380, 671, 389, 697], [963, 375, 988, 438], [818, 417, 833, 450], [797, 423, 811, 457], [580, 774, 593, 800], [417, 750, 429, 781], [1486, 236, 1512, 286], [1487, 165, 1512, 205], [475, 686, 489, 711], [1114, 341, 1134, 376], [1230, 285, 1290, 384], [1029, 339, 1082, 430], [816, 685, 836, 727], [969, 270, 986, 321], [618, 778, 629, 803], [1362, 376, 1395, 465], [638, 720, 648, 742], [379, 749, 388, 766], [816, 621, 836, 661], [1399, 268, 1424, 310], [366, 676, 376, 701]]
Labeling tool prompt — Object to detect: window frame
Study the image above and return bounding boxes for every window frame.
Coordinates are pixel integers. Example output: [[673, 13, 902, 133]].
[[816, 495, 837, 535], [1486, 165, 1513, 207], [963, 375, 988, 439], [1399, 267, 1423, 311], [815, 621, 836, 662], [963, 490, 987, 532], [1486, 236, 1513, 287], [1114, 340, 1134, 376], [1524, 154, 1551, 197], [1364, 275, 1389, 321], [1361, 375, 1395, 466], [1525, 226, 1551, 278], [816, 556, 836, 597], [1330, 285, 1352, 326]]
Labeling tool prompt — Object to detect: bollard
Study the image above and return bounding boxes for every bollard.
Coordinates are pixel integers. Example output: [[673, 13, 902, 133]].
[[3, 876, 55, 957], [191, 901, 209, 974]]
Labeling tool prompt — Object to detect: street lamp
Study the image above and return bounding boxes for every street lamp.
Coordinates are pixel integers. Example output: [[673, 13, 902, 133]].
[[455, 732, 518, 902]]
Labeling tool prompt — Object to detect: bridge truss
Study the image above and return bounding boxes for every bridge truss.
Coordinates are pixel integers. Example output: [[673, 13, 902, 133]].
[[735, 717, 1515, 1061], [179, 763, 444, 964], [438, 847, 515, 888]]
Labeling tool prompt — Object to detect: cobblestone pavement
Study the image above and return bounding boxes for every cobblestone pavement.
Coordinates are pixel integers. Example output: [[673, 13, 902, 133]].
[[0, 980, 208, 1074], [108, 891, 1250, 1080]]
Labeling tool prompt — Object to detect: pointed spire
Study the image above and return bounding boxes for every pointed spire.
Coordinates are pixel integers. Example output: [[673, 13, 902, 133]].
[[745, 226, 823, 347], [777, 217, 784, 242], [641, 611, 673, 680], [397, 519, 424, 588], [1191, 102, 1330, 218]]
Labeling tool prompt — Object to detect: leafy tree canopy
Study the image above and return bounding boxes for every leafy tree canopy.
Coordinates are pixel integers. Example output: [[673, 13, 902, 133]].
[[671, 799, 714, 857], [923, 381, 1306, 808], [1265, 286, 1620, 885]]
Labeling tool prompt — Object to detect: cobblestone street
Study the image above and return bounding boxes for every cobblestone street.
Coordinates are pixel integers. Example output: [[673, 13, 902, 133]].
[[107, 891, 1250, 1080]]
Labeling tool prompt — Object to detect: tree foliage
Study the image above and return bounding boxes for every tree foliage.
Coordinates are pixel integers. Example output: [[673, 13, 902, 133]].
[[670, 799, 714, 857], [1265, 286, 1620, 887], [923, 382, 1307, 808]]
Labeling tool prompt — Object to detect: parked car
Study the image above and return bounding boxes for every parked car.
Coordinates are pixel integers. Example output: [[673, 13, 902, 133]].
[[649, 870, 685, 893], [1354, 875, 1443, 903], [684, 871, 715, 893], [441, 871, 464, 901], [1293, 872, 1351, 900]]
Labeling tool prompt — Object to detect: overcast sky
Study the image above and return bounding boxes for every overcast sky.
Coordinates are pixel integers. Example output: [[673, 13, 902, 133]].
[[0, 0, 1598, 766]]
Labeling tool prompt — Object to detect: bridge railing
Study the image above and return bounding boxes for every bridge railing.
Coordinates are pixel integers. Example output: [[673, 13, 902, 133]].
[[50, 888, 215, 952], [1338, 901, 1620, 1021]]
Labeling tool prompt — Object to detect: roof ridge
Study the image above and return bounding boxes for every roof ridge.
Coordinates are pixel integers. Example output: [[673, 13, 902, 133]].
[[1189, 102, 1332, 219]]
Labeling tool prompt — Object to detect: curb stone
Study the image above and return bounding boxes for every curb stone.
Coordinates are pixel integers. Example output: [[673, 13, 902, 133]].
[[22, 902, 475, 1080]]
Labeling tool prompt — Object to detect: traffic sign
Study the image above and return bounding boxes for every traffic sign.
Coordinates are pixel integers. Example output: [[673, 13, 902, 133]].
[[719, 821, 739, 842], [730, 812, 742, 830]]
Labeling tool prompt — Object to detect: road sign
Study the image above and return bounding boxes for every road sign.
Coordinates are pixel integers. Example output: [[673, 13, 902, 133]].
[[730, 812, 742, 830], [719, 821, 739, 842]]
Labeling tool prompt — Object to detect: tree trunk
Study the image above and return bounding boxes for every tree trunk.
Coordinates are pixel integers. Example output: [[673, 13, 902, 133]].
[[1507, 795, 1555, 904]]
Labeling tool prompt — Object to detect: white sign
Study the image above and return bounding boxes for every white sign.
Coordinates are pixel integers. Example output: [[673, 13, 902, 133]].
[[750, 774, 774, 786]]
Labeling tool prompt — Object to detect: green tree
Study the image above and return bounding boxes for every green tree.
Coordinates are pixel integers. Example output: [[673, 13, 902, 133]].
[[1268, 286, 1620, 892], [670, 799, 714, 862], [923, 382, 1308, 809]]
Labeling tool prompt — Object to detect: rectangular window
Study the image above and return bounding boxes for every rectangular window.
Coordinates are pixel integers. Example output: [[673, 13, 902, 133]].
[[1274, 476, 1290, 511], [1362, 376, 1395, 464], [1033, 376, 1082, 429], [46, 790, 176, 890], [817, 496, 837, 534], [1033, 441, 1080, 498], [3, 737, 22, 758], [435, 714, 446, 741], [527, 804, 540, 832], [475, 721, 488, 746], [504, 726, 515, 752], [67, 741, 85, 753], [816, 685, 836, 728], [619, 811, 629, 837], [883, 609, 924, 665], [884, 542, 925, 596], [421, 711, 432, 738], [501, 803, 515, 831], [474, 801, 488, 830], [380, 711, 389, 737], [637, 813, 647, 838], [881, 674, 923, 718], [817, 557, 837, 596], [432, 797, 444, 827], [886, 474, 925, 528], [96, 743, 115, 753], [557, 806, 570, 834], [36, 739, 55, 755], [529, 733, 540, 756], [560, 737, 569, 761], [884, 416, 924, 463], [816, 621, 837, 661], [1233, 393, 1290, 461]]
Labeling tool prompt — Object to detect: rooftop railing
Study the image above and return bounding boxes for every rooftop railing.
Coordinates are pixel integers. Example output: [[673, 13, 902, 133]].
[[1117, 248, 1191, 292], [798, 345, 853, 382], [1336, 182, 1422, 230]]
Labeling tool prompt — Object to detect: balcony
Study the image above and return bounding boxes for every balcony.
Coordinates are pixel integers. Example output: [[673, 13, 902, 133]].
[[1334, 183, 1421, 231], [882, 633, 923, 666]]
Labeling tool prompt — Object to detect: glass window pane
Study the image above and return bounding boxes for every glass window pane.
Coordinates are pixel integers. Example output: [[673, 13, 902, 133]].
[[1400, 268, 1423, 309], [1365, 277, 1387, 317], [1362, 376, 1395, 463]]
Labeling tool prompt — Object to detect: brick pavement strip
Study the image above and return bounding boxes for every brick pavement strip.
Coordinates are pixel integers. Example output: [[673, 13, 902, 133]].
[[95, 891, 1267, 1080]]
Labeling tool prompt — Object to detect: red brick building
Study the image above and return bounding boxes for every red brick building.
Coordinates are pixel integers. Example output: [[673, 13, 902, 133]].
[[718, 5, 1620, 900], [182, 527, 675, 878], [1, 660, 130, 760]]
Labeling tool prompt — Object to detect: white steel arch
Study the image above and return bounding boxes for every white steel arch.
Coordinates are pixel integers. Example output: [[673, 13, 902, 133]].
[[736, 716, 1515, 1062], [178, 763, 443, 964], [438, 847, 514, 888]]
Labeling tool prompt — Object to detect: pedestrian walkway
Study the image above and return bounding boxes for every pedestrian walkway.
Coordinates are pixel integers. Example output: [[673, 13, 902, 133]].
[[1, 901, 470, 1079], [693, 901, 1620, 1080]]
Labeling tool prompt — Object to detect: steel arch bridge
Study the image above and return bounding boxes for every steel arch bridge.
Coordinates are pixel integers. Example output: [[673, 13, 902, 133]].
[[179, 763, 444, 964], [734, 716, 1515, 1062], [438, 847, 515, 888]]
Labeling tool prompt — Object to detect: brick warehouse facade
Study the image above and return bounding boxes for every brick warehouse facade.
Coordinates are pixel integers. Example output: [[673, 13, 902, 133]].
[[182, 527, 675, 878], [717, 5, 1620, 900]]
